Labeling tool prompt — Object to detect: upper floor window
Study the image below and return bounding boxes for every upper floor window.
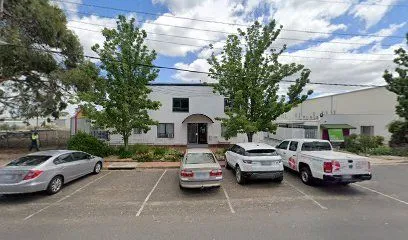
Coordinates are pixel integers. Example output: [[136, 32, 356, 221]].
[[173, 98, 189, 112], [224, 98, 232, 112]]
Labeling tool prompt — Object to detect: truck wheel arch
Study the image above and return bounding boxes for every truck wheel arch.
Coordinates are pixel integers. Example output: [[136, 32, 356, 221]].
[[298, 162, 312, 177]]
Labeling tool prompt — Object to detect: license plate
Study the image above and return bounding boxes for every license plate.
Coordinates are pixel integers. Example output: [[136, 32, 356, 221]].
[[343, 175, 352, 180], [195, 172, 209, 179], [261, 161, 272, 166]]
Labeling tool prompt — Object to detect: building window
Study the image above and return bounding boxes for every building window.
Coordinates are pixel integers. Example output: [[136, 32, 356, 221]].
[[157, 123, 174, 138], [173, 98, 189, 112], [133, 128, 142, 134], [224, 98, 232, 112], [361, 126, 374, 136]]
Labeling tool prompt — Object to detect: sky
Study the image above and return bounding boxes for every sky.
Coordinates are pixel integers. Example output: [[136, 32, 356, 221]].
[[54, 0, 407, 99]]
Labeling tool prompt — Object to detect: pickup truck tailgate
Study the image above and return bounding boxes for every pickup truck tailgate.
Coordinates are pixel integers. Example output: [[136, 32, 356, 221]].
[[303, 151, 371, 174]]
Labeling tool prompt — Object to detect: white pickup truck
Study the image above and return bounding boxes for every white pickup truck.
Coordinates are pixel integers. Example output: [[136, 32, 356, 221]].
[[275, 139, 372, 185]]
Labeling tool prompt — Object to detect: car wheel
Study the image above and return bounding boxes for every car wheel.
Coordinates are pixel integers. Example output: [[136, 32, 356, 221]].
[[274, 175, 284, 183], [225, 160, 231, 170], [46, 176, 63, 195], [93, 162, 102, 174], [235, 165, 245, 184], [300, 166, 314, 185]]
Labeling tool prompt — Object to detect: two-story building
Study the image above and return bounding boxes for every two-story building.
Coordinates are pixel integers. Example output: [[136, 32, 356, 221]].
[[109, 83, 264, 146]]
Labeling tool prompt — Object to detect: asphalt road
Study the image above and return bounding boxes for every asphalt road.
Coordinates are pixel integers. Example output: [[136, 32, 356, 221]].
[[1, 165, 408, 240]]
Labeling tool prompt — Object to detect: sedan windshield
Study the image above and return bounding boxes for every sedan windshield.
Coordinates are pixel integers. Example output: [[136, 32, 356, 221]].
[[245, 149, 277, 156], [7, 156, 51, 166], [301, 142, 332, 151], [185, 153, 216, 164]]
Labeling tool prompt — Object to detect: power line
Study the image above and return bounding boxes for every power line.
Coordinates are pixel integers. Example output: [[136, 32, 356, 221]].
[[1, 43, 385, 88], [67, 25, 394, 62], [53, 0, 406, 39], [67, 10, 403, 48], [68, 19, 396, 56]]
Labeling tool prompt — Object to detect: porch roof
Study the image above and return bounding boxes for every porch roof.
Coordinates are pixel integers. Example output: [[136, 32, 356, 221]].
[[320, 124, 356, 129]]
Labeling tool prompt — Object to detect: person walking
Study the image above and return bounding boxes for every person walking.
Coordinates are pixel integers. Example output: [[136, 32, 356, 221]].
[[29, 130, 40, 151]]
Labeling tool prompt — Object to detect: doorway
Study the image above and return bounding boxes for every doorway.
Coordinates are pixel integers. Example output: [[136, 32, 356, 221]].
[[187, 123, 207, 144]]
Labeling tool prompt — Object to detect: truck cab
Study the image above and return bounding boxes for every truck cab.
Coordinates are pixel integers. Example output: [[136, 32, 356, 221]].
[[276, 139, 372, 185]]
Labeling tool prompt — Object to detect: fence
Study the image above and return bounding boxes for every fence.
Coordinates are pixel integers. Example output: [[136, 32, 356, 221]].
[[0, 130, 70, 149]]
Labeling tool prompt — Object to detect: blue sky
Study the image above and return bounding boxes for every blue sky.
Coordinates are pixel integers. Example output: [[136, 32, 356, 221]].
[[58, 0, 407, 95]]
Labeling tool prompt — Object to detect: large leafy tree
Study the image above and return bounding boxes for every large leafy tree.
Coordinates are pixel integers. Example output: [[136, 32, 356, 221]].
[[383, 33, 408, 147], [0, 0, 85, 121], [80, 15, 160, 149], [208, 21, 312, 142]]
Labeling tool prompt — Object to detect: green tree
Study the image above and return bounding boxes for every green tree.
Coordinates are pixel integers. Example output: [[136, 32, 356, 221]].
[[383, 33, 408, 147], [0, 0, 85, 120], [80, 16, 160, 150], [208, 21, 312, 142]]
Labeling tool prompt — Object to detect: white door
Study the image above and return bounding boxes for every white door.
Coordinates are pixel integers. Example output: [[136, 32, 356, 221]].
[[287, 141, 299, 171], [276, 141, 290, 167]]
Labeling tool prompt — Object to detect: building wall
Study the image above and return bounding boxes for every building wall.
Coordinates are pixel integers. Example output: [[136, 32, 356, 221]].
[[282, 86, 399, 141], [109, 85, 263, 145]]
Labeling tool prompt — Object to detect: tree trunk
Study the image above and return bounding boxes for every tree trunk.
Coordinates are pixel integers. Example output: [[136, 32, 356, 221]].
[[123, 134, 129, 151], [247, 132, 254, 142]]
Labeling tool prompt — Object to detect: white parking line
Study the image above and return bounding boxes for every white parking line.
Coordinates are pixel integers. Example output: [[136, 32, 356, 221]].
[[136, 169, 167, 217], [23, 171, 112, 221], [284, 180, 328, 210], [222, 186, 235, 214], [353, 183, 408, 206]]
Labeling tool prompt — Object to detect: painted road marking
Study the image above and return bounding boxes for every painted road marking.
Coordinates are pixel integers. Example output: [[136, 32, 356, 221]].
[[222, 186, 235, 214], [284, 180, 328, 210], [23, 171, 112, 221], [353, 183, 408, 206], [136, 169, 167, 217]]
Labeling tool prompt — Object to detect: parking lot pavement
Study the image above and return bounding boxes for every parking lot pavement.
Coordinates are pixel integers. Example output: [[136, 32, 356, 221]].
[[1, 165, 408, 240]]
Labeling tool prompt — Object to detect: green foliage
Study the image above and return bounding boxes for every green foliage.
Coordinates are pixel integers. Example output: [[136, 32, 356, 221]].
[[0, 123, 18, 131], [79, 16, 161, 150], [384, 34, 408, 147], [345, 134, 385, 154], [67, 132, 113, 157], [116, 146, 133, 159], [153, 147, 167, 156], [367, 146, 393, 156], [388, 120, 408, 147], [0, 0, 86, 119], [128, 144, 150, 154], [129, 145, 183, 162], [207, 21, 312, 142]]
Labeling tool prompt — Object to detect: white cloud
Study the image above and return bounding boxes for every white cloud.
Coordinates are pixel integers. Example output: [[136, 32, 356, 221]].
[[173, 59, 213, 83], [53, 0, 83, 18], [350, 0, 398, 29]]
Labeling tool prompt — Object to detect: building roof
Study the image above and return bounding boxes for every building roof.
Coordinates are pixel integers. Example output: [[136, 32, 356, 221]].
[[320, 124, 356, 129], [308, 86, 386, 100], [236, 142, 275, 150], [148, 82, 213, 87]]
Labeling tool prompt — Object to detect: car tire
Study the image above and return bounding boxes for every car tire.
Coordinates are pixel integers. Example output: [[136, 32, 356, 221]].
[[300, 166, 314, 185], [93, 162, 102, 174], [274, 175, 284, 183], [235, 165, 245, 184], [225, 160, 231, 170], [46, 176, 63, 195]]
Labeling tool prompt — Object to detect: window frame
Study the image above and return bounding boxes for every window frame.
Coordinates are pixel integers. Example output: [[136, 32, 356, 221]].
[[277, 141, 289, 150], [288, 141, 299, 152], [157, 123, 174, 138], [53, 153, 74, 165], [172, 98, 189, 112]]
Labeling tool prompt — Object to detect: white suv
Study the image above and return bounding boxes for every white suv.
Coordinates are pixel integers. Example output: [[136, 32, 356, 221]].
[[225, 143, 284, 184]]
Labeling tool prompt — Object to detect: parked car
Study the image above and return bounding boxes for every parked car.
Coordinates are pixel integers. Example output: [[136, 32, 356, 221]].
[[275, 139, 372, 185], [225, 143, 283, 184], [0, 150, 103, 195], [179, 148, 222, 189]]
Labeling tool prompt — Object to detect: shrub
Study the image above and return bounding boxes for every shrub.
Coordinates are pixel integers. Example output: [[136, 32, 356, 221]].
[[67, 132, 113, 157], [133, 152, 155, 162], [117, 146, 133, 159], [368, 146, 393, 156], [128, 144, 150, 154], [344, 134, 384, 154], [153, 147, 166, 156], [388, 121, 408, 147]]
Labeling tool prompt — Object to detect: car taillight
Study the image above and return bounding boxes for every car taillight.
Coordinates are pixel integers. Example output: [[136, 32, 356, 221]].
[[23, 170, 43, 180], [323, 162, 332, 173], [180, 169, 194, 177], [210, 169, 222, 177]]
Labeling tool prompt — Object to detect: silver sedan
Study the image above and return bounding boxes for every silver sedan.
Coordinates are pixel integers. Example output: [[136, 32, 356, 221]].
[[179, 148, 223, 189], [0, 150, 103, 195]]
